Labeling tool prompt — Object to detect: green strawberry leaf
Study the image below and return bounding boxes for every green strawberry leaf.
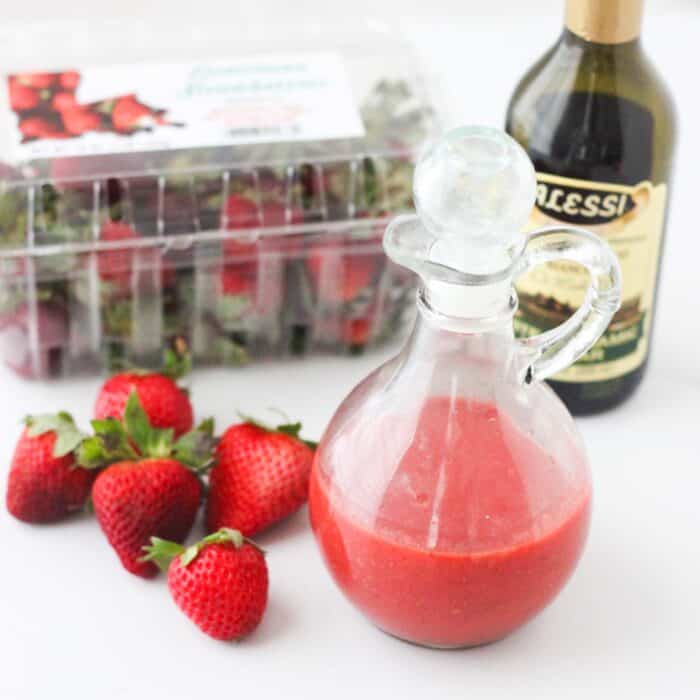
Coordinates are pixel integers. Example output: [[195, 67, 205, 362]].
[[25, 412, 86, 458], [141, 529, 258, 571], [92, 418, 133, 452], [276, 422, 318, 450], [53, 429, 86, 458], [173, 418, 218, 472], [79, 393, 213, 472], [122, 390, 153, 449], [197, 417, 215, 435], [75, 437, 107, 470], [123, 391, 174, 458], [208, 527, 245, 549], [276, 421, 303, 438], [76, 417, 138, 469], [238, 412, 318, 450]]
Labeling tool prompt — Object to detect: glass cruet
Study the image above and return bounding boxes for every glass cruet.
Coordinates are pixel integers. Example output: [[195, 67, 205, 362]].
[[308, 126, 622, 649]]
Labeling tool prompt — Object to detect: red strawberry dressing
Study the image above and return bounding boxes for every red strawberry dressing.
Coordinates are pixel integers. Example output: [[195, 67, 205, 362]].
[[309, 396, 591, 648]]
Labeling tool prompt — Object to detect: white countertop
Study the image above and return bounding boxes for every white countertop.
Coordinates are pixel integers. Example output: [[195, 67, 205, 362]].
[[1, 6, 699, 700]]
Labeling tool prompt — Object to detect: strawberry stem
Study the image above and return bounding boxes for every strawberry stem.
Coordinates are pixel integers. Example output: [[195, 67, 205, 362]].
[[140, 528, 262, 570], [163, 339, 191, 381], [104, 339, 190, 383], [140, 537, 186, 572], [77, 392, 218, 472], [124, 391, 174, 458]]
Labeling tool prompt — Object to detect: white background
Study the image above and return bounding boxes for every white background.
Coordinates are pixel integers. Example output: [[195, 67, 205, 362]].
[[1, 2, 699, 699]]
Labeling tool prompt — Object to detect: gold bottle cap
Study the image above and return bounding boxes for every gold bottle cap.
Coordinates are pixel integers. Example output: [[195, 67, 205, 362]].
[[566, 0, 644, 44]]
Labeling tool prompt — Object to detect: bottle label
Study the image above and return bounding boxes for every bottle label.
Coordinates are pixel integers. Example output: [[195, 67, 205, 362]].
[[515, 172, 667, 383], [3, 53, 366, 163]]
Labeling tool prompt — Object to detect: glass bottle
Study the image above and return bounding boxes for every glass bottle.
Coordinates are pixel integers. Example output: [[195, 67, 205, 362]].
[[309, 126, 621, 648], [506, 0, 676, 414]]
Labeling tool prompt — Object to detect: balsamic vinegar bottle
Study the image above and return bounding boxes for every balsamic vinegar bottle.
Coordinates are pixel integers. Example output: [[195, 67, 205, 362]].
[[506, 0, 676, 414]]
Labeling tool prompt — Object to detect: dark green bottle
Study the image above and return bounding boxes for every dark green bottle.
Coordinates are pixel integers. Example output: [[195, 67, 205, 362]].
[[505, 0, 676, 415]]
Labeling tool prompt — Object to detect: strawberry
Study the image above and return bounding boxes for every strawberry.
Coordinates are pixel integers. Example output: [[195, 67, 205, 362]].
[[94, 367, 193, 438], [111, 95, 156, 134], [206, 418, 316, 536], [18, 117, 67, 142], [8, 81, 40, 111], [221, 238, 258, 276], [306, 238, 381, 305], [261, 199, 304, 228], [92, 459, 201, 577], [81, 392, 216, 577], [58, 70, 80, 91], [342, 315, 373, 348], [142, 528, 268, 641], [222, 194, 260, 232], [219, 197, 303, 314], [14, 72, 56, 89], [61, 105, 102, 136], [221, 195, 303, 241], [97, 220, 140, 297], [220, 265, 256, 297], [218, 196, 261, 322], [218, 265, 257, 328], [97, 220, 176, 296], [6, 413, 93, 523], [51, 91, 77, 112]]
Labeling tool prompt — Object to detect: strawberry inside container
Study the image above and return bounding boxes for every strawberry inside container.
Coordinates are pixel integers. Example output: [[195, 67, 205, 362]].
[[0, 21, 441, 378]]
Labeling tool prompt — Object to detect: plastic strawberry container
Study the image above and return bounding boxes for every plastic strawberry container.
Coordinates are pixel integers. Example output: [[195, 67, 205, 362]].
[[0, 21, 438, 378]]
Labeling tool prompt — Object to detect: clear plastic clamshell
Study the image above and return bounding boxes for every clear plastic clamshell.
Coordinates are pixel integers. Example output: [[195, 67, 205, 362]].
[[0, 21, 439, 378]]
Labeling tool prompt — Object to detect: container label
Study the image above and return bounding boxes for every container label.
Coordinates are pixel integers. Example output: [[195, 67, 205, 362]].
[[4, 53, 366, 161], [515, 173, 667, 383]]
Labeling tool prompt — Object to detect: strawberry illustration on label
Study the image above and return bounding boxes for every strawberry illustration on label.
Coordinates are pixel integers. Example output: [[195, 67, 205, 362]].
[[14, 72, 57, 89], [18, 116, 68, 142], [51, 91, 78, 113], [8, 80, 40, 112], [58, 70, 80, 91], [6, 72, 183, 143], [61, 105, 103, 136], [111, 94, 161, 133]]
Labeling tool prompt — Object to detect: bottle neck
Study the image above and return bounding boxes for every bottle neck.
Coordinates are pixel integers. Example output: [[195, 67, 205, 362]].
[[396, 291, 524, 386], [424, 277, 515, 322], [552, 26, 644, 83], [565, 0, 643, 45], [418, 286, 517, 335]]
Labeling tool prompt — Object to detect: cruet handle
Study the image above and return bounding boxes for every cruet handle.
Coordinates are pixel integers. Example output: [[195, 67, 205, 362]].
[[514, 225, 622, 384]]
